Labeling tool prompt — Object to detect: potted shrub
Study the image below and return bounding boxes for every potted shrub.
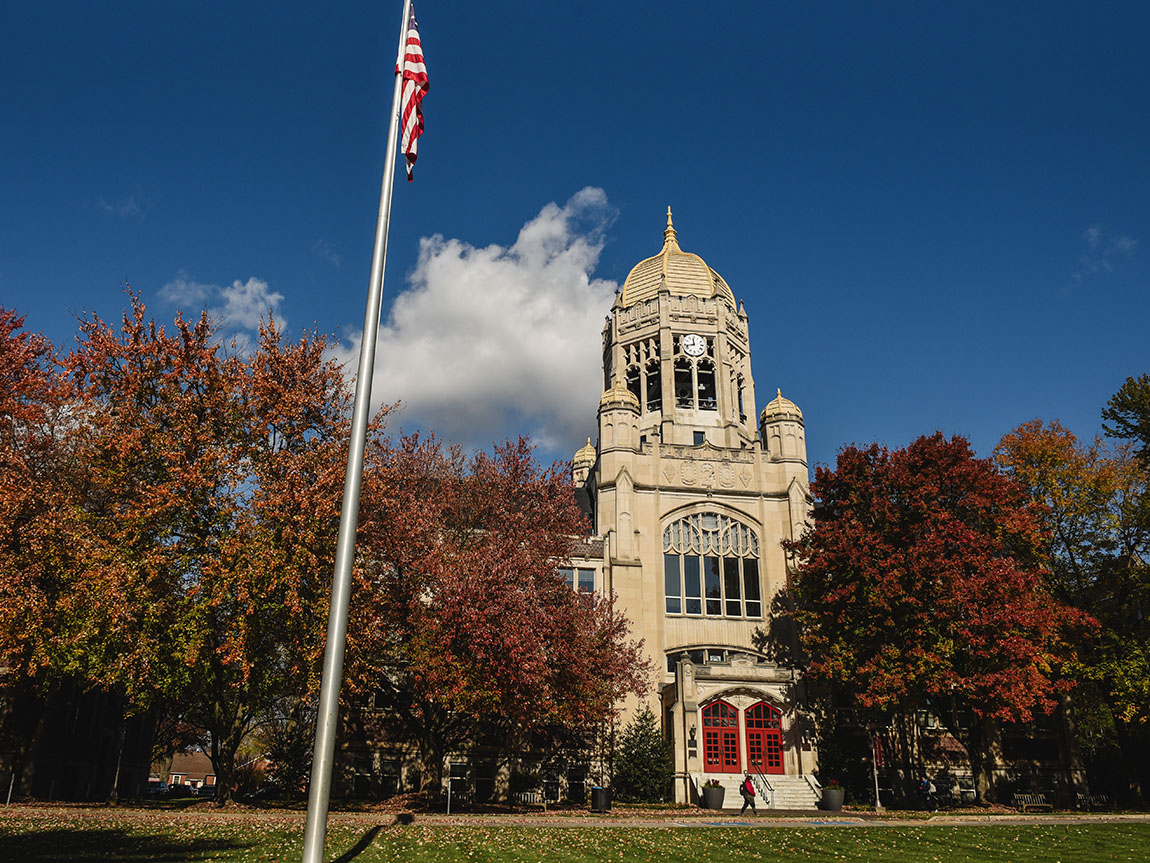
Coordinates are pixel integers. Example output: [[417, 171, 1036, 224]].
[[701, 778, 726, 810], [820, 779, 845, 811]]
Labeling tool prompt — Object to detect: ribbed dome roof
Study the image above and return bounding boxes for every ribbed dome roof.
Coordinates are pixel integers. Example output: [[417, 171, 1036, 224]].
[[573, 437, 596, 469], [760, 388, 803, 423], [599, 381, 640, 411], [619, 208, 736, 307]]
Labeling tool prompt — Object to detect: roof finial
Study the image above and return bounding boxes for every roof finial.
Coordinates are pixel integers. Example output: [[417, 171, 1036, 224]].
[[663, 206, 679, 249]]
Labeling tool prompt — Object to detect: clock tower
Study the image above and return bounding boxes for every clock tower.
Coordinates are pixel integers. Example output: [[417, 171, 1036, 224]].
[[573, 209, 817, 807]]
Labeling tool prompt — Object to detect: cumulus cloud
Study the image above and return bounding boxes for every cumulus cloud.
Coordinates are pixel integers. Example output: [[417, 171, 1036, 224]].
[[159, 271, 285, 347], [1073, 224, 1138, 282], [331, 187, 619, 456]]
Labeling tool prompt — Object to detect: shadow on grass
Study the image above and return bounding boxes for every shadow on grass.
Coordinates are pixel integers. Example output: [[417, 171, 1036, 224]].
[[330, 824, 385, 863], [0, 828, 250, 863]]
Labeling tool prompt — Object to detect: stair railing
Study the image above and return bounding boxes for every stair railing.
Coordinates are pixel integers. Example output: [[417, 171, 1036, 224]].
[[750, 766, 774, 809]]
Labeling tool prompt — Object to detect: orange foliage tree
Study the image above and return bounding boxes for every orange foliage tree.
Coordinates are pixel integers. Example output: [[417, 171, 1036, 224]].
[[347, 435, 649, 793], [787, 433, 1092, 802], [63, 297, 353, 801], [997, 417, 1150, 798]]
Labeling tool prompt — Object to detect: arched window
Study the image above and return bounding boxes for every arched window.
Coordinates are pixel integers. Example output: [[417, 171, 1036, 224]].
[[673, 357, 693, 408], [663, 513, 762, 618], [625, 365, 641, 405], [697, 360, 717, 410], [645, 359, 662, 412]]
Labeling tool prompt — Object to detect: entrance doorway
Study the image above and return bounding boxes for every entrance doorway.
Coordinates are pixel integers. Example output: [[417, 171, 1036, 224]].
[[702, 700, 740, 773], [745, 701, 784, 774]]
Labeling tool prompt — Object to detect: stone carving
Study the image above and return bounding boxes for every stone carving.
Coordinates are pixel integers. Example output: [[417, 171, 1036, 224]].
[[719, 461, 736, 488], [681, 460, 697, 486], [740, 467, 753, 488], [700, 461, 716, 487]]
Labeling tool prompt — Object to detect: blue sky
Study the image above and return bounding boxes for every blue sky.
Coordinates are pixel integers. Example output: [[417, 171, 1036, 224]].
[[3, 1, 1148, 470]]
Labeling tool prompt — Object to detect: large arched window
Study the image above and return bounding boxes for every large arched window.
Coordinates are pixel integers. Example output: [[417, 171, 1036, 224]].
[[663, 513, 762, 618]]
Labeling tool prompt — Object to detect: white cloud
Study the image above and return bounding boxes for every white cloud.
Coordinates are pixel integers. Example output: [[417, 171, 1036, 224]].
[[159, 271, 285, 343], [331, 187, 619, 456], [97, 194, 147, 219], [313, 239, 342, 268], [1073, 224, 1138, 281]]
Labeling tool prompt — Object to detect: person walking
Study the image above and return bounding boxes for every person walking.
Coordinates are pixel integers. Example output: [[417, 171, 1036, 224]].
[[739, 772, 757, 815]]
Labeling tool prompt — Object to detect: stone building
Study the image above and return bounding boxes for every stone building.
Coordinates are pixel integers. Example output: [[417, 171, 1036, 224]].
[[570, 210, 819, 807]]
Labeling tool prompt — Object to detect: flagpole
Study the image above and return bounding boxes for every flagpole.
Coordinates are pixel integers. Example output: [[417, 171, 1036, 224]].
[[301, 2, 412, 861]]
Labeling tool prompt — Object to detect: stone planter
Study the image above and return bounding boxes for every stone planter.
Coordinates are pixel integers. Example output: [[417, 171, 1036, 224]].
[[821, 787, 845, 811], [702, 785, 726, 810]]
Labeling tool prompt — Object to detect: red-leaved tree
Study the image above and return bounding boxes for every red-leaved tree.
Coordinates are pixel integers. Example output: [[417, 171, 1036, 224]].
[[787, 433, 1092, 802], [347, 435, 649, 793]]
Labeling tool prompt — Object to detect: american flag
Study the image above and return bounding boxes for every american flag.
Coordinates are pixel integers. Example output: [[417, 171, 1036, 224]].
[[398, 2, 428, 182]]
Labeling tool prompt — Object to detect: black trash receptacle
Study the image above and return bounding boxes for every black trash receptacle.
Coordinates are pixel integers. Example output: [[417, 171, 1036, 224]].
[[591, 786, 611, 813]]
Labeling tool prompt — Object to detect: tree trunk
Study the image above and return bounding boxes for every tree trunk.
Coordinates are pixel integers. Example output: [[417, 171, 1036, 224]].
[[893, 709, 918, 803], [419, 733, 444, 800], [106, 711, 127, 805], [1055, 692, 1088, 804], [970, 714, 1004, 803]]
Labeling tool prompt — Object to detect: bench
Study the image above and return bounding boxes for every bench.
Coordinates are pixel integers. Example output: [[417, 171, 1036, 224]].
[[1013, 793, 1053, 812], [509, 789, 545, 808], [1077, 793, 1117, 811]]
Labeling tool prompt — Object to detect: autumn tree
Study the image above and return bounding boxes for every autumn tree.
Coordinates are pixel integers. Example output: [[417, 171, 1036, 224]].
[[787, 433, 1090, 802], [0, 308, 81, 785], [347, 435, 649, 794], [64, 297, 353, 802], [996, 417, 1150, 800]]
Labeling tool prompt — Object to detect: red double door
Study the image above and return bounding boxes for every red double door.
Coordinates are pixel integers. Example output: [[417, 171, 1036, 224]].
[[702, 700, 784, 774]]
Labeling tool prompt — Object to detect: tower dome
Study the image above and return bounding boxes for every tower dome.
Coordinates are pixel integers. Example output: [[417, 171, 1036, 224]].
[[573, 437, 597, 470], [599, 381, 640, 411], [760, 388, 803, 424], [618, 208, 736, 306]]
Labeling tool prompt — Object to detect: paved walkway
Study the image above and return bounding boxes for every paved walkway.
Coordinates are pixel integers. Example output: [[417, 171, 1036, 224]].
[[395, 810, 1150, 828], [8, 803, 1150, 829]]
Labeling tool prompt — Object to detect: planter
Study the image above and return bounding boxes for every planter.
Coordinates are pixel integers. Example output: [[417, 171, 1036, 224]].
[[821, 787, 845, 811], [702, 785, 726, 810]]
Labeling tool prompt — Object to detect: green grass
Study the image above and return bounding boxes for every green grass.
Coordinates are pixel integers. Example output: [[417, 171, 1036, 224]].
[[1, 811, 1148, 863]]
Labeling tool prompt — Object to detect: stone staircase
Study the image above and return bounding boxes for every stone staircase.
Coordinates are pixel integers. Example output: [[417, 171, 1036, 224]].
[[694, 773, 820, 811]]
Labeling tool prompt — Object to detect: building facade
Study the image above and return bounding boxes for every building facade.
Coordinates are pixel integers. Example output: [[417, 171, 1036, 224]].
[[571, 210, 818, 806]]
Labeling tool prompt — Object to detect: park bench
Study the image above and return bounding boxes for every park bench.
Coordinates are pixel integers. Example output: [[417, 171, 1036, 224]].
[[1012, 792, 1053, 812], [1077, 793, 1117, 811], [509, 789, 545, 809]]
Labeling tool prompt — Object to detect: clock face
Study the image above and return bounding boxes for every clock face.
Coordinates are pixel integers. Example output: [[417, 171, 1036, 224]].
[[682, 333, 706, 357]]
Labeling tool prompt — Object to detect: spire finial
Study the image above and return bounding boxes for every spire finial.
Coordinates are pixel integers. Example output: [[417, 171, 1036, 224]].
[[663, 206, 679, 249]]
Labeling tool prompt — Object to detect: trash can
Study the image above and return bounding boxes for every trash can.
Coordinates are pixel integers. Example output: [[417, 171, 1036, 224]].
[[591, 786, 611, 813]]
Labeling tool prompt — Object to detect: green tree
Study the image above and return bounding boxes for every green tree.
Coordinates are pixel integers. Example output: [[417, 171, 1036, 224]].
[[612, 706, 673, 803]]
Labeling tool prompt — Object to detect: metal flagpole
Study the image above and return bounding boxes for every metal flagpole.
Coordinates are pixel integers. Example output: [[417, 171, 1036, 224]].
[[300, 2, 412, 861]]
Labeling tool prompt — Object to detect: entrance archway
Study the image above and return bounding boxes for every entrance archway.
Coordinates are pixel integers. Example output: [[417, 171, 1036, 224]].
[[745, 701, 784, 774], [702, 700, 740, 773]]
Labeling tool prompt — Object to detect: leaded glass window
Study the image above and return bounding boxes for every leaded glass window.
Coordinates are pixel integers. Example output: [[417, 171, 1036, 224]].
[[662, 513, 762, 618]]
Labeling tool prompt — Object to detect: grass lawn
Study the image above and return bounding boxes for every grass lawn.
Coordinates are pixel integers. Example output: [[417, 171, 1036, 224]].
[[1, 810, 1148, 863]]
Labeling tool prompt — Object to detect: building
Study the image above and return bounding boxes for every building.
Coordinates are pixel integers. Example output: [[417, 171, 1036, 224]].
[[570, 210, 818, 806]]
